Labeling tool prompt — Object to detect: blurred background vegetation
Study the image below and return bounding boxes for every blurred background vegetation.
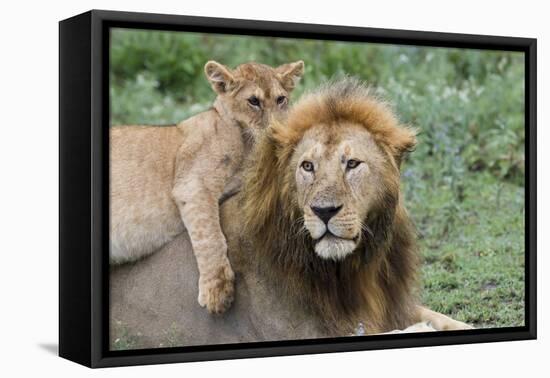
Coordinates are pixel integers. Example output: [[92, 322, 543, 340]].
[[110, 28, 525, 330]]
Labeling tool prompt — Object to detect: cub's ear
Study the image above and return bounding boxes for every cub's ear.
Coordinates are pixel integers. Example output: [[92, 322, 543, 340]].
[[393, 127, 417, 167], [204, 61, 235, 94], [276, 60, 305, 92]]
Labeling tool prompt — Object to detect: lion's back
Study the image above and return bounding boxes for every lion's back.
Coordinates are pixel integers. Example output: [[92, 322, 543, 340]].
[[109, 125, 185, 263]]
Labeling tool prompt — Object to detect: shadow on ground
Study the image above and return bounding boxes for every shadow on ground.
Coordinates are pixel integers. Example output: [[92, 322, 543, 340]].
[[38, 343, 58, 355]]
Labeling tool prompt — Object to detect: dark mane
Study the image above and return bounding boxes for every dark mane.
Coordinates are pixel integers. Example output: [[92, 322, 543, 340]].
[[242, 78, 420, 333]]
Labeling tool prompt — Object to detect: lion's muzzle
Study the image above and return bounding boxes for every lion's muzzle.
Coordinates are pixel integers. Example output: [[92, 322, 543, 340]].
[[304, 204, 360, 261], [310, 205, 342, 224]]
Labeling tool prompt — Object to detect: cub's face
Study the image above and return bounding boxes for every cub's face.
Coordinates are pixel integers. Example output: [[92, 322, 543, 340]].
[[205, 60, 304, 140], [293, 123, 398, 261]]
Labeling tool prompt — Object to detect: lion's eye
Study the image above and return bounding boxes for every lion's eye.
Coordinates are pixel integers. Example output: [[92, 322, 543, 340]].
[[276, 96, 287, 106], [301, 161, 314, 172], [248, 96, 261, 107], [346, 159, 361, 169]]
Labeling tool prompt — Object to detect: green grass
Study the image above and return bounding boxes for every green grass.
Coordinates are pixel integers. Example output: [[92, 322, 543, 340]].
[[111, 320, 141, 351], [405, 170, 525, 327], [110, 28, 526, 329], [111, 321, 183, 350]]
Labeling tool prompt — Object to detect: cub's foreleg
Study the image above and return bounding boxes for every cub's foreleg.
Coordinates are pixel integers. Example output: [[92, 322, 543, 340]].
[[172, 180, 235, 314]]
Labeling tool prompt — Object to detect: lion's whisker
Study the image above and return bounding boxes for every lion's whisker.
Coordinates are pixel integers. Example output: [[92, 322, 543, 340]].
[[361, 222, 375, 239]]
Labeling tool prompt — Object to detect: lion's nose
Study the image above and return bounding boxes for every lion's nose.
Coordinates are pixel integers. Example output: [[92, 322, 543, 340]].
[[311, 205, 343, 224]]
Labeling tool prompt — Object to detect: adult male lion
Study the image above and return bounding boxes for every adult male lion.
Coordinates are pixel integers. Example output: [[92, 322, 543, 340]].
[[110, 78, 471, 349]]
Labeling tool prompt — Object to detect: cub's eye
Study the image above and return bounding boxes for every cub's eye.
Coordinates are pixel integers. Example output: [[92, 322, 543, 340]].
[[248, 96, 261, 107], [276, 96, 287, 106], [301, 161, 314, 172], [346, 159, 361, 169]]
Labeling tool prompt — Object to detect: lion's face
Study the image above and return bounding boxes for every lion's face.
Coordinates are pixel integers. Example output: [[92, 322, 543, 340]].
[[204, 60, 304, 140], [242, 78, 419, 331], [293, 122, 395, 260]]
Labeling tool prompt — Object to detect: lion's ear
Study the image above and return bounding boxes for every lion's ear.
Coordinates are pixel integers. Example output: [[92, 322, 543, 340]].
[[204, 61, 235, 94], [276, 60, 305, 92], [392, 127, 417, 167]]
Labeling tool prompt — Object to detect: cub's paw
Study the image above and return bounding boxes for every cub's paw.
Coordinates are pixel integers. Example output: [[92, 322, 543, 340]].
[[197, 263, 235, 315]]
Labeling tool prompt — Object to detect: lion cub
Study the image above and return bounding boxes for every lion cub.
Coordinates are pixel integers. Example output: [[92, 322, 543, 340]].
[[110, 60, 304, 314]]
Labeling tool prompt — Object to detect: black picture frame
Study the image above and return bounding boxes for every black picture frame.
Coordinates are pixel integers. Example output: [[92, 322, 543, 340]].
[[59, 9, 537, 368]]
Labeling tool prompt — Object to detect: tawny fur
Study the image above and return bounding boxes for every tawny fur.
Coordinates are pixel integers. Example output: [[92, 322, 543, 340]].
[[110, 60, 304, 314], [241, 78, 471, 334], [110, 79, 472, 348]]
